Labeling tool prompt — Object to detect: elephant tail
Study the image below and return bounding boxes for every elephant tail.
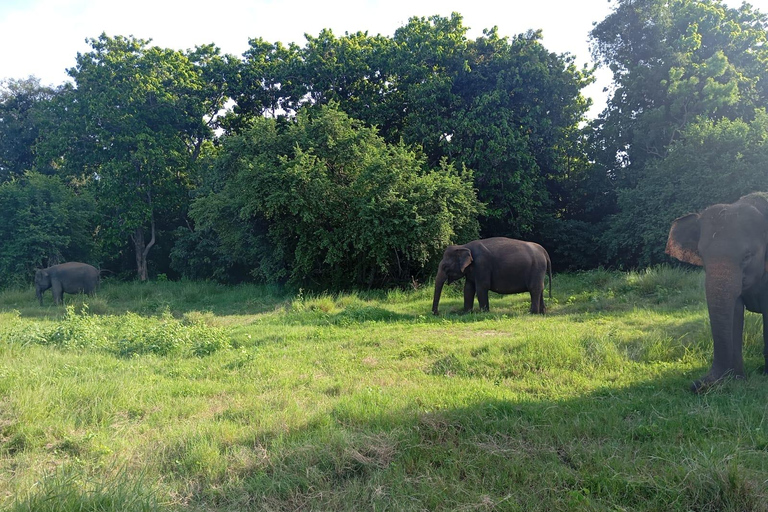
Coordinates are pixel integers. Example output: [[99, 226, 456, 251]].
[[546, 252, 552, 299]]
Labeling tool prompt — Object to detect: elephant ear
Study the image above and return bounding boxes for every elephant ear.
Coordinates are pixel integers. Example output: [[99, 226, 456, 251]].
[[458, 248, 473, 272], [666, 213, 703, 266]]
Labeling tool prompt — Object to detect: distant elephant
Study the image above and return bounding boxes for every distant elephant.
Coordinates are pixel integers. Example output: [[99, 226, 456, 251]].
[[432, 237, 552, 315], [666, 192, 768, 392], [35, 262, 100, 306]]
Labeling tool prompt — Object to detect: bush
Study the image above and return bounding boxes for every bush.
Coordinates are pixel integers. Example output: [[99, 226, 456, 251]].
[[190, 105, 481, 288], [605, 112, 768, 267]]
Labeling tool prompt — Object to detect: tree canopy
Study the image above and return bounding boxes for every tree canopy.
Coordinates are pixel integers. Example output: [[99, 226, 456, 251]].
[[2, 4, 768, 286], [36, 34, 227, 280]]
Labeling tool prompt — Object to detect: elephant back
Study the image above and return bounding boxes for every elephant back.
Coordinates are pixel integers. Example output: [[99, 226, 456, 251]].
[[738, 192, 768, 219]]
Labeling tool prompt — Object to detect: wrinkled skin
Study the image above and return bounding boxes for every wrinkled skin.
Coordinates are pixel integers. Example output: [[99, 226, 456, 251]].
[[35, 262, 100, 306], [432, 237, 552, 315], [666, 193, 768, 392]]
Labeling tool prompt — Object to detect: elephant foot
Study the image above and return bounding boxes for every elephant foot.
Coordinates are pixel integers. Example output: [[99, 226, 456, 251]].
[[691, 370, 745, 393]]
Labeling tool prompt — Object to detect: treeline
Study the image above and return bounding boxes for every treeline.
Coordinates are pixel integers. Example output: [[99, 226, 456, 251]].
[[2, 1, 768, 289]]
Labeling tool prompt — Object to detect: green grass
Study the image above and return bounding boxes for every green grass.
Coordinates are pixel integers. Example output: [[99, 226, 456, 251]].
[[1, 267, 768, 511]]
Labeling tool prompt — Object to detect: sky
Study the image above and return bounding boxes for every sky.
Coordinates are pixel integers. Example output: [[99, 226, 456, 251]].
[[0, 0, 765, 118]]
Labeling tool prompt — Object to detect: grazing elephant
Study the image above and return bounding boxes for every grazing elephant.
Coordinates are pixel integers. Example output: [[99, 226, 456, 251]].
[[432, 237, 552, 315], [35, 262, 100, 306], [666, 192, 768, 392]]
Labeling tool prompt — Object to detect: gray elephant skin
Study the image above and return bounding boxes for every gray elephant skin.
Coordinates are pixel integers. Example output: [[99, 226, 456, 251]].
[[35, 262, 100, 306], [432, 237, 552, 315], [666, 192, 768, 392]]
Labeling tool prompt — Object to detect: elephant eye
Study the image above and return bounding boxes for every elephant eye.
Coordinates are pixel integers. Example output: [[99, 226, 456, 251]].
[[742, 252, 754, 265]]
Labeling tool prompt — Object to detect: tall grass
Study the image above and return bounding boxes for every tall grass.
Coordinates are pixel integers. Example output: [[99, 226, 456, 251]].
[[1, 267, 767, 511]]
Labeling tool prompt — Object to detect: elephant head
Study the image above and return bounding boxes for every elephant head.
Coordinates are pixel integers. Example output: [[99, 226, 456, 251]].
[[34, 269, 51, 306], [666, 192, 768, 390], [432, 245, 473, 315]]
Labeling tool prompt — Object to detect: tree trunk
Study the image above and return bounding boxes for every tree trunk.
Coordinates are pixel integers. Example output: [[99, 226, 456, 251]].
[[131, 219, 156, 282]]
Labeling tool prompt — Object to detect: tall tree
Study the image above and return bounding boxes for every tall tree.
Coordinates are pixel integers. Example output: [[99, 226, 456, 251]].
[[191, 105, 480, 288], [0, 172, 96, 287], [590, 0, 768, 190], [37, 34, 228, 280]]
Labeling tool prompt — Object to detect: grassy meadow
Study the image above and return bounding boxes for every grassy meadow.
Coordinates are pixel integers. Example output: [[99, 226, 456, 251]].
[[1, 267, 768, 511]]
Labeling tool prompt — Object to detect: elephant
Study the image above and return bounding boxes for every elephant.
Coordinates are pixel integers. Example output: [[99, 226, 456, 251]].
[[35, 262, 100, 306], [666, 192, 768, 392], [432, 237, 552, 315]]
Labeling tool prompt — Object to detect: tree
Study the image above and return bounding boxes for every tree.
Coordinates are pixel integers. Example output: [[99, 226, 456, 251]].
[[606, 110, 768, 266], [0, 77, 58, 182], [191, 105, 481, 288], [37, 34, 228, 280], [590, 0, 768, 191], [230, 14, 593, 250]]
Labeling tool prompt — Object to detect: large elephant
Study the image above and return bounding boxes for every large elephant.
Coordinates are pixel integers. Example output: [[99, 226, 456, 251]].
[[432, 237, 552, 315], [35, 262, 100, 306], [666, 192, 768, 392]]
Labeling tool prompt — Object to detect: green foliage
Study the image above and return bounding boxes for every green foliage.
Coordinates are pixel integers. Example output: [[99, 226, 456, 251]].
[[6, 304, 231, 358], [231, 14, 593, 244], [0, 78, 58, 182], [606, 111, 768, 266], [589, 0, 768, 267], [192, 105, 480, 288], [0, 172, 96, 287], [114, 310, 231, 358], [36, 35, 228, 280]]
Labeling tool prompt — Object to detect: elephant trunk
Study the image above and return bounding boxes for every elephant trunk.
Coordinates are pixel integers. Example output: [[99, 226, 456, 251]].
[[432, 269, 447, 315], [36, 286, 43, 306], [698, 261, 745, 390]]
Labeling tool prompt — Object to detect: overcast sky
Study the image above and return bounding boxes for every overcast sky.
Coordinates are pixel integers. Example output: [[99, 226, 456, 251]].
[[0, 0, 764, 118]]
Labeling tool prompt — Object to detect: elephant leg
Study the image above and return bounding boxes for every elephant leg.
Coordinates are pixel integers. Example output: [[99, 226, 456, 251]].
[[730, 303, 746, 378], [463, 280, 476, 312], [52, 282, 64, 305], [694, 297, 745, 392], [763, 312, 768, 375], [476, 287, 490, 312], [529, 286, 545, 314]]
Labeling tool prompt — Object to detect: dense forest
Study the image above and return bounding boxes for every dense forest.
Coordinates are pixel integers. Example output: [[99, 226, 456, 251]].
[[2, 0, 768, 289]]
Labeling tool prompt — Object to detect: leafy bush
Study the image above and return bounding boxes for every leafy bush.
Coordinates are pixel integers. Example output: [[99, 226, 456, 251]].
[[115, 310, 230, 358], [5, 306, 230, 358], [190, 105, 481, 288], [604, 111, 768, 268]]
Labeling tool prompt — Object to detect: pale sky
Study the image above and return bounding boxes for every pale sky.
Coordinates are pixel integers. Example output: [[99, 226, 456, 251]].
[[0, 0, 764, 118]]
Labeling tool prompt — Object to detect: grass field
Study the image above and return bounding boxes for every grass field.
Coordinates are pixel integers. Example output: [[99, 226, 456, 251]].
[[1, 267, 768, 511]]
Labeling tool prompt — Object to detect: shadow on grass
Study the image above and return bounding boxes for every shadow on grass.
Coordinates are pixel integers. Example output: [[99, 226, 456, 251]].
[[176, 366, 768, 512], [13, 365, 762, 512]]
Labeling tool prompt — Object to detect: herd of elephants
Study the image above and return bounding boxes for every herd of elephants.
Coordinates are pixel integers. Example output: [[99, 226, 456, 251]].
[[33, 193, 768, 393]]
